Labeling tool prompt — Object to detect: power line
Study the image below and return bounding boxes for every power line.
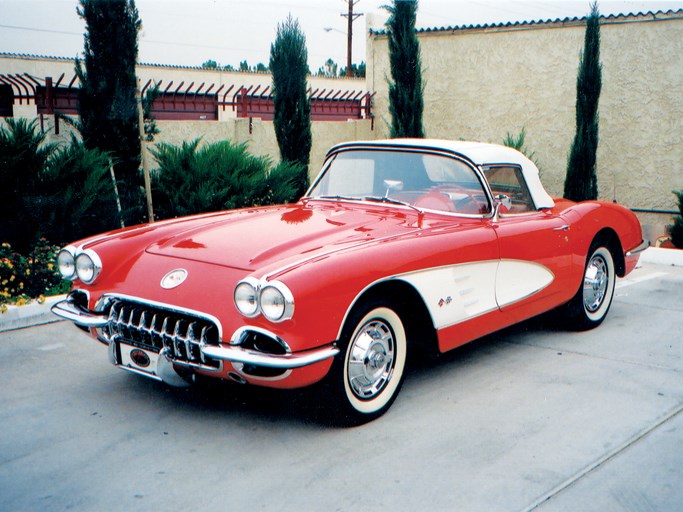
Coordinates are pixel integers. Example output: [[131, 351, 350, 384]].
[[0, 23, 263, 55], [0, 23, 81, 37]]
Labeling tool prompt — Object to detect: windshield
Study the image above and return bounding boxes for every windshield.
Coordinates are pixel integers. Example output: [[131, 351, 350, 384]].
[[308, 149, 491, 215]]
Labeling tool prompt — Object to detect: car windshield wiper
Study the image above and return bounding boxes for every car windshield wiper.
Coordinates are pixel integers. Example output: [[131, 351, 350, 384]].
[[364, 195, 424, 215], [321, 194, 364, 201], [305, 194, 364, 202]]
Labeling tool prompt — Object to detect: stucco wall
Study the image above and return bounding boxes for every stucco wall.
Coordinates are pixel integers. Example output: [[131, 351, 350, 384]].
[[1, 53, 374, 180], [367, 12, 683, 214]]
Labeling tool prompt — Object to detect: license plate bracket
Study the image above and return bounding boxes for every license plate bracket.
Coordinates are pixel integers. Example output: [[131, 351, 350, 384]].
[[117, 341, 160, 377]]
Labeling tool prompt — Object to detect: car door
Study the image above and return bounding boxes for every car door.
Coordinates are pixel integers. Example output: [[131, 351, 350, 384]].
[[484, 165, 573, 320]]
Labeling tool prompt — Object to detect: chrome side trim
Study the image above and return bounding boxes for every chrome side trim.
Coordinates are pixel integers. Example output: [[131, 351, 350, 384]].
[[626, 240, 650, 257], [201, 342, 339, 369], [51, 297, 108, 327]]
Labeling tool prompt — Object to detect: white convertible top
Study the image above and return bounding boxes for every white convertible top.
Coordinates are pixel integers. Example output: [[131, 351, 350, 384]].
[[331, 138, 556, 210]]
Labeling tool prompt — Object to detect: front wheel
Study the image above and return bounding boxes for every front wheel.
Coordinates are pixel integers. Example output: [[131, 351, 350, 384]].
[[321, 300, 408, 426], [563, 242, 616, 330]]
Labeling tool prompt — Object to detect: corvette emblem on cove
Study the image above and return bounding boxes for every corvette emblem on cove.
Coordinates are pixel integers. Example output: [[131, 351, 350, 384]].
[[160, 269, 188, 289]]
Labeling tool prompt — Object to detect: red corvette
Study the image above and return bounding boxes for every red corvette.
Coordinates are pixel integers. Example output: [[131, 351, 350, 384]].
[[52, 139, 647, 424]]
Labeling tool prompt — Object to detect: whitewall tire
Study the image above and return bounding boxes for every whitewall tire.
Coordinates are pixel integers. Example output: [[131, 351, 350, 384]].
[[563, 241, 617, 330], [322, 300, 408, 425]]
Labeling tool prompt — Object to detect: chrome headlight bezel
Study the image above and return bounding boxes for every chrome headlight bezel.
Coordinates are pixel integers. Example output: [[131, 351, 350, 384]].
[[260, 282, 295, 323], [234, 277, 260, 318], [233, 278, 295, 323], [75, 249, 102, 284], [57, 246, 77, 280]]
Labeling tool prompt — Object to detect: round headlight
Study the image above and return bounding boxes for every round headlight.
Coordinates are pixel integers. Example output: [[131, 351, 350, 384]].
[[260, 282, 294, 323], [234, 279, 259, 317], [75, 249, 102, 284], [57, 247, 76, 280]]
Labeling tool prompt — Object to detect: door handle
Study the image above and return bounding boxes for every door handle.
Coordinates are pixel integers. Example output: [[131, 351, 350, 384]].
[[552, 225, 570, 231]]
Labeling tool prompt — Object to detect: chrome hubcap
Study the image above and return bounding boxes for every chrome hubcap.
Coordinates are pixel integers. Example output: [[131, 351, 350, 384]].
[[583, 254, 608, 312], [347, 320, 395, 400]]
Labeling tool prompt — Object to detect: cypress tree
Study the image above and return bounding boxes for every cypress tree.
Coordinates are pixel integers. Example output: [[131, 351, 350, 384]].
[[76, 0, 142, 221], [564, 2, 602, 202], [270, 15, 312, 198], [385, 0, 424, 138]]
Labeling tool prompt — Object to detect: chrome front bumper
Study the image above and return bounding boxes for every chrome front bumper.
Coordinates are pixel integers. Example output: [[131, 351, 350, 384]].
[[51, 297, 109, 328], [51, 297, 339, 372]]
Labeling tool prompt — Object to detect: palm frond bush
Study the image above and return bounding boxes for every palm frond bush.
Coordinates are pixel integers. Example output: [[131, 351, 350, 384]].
[[0, 119, 57, 252], [150, 139, 304, 220], [502, 127, 541, 172], [36, 135, 120, 243]]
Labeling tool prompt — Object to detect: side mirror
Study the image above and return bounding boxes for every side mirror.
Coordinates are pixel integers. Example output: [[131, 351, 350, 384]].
[[495, 193, 512, 212], [492, 194, 512, 222]]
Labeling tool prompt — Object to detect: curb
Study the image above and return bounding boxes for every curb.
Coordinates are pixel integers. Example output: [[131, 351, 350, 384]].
[[0, 295, 66, 333], [639, 247, 683, 267]]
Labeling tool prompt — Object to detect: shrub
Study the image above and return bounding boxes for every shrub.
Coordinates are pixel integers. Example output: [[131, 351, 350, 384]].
[[668, 190, 683, 249], [1, 119, 122, 252], [36, 135, 121, 243], [150, 139, 305, 220], [0, 118, 56, 253], [0, 239, 70, 310]]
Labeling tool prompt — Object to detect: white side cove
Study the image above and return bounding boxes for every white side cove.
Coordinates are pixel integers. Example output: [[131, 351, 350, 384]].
[[397, 259, 554, 330], [495, 260, 555, 307]]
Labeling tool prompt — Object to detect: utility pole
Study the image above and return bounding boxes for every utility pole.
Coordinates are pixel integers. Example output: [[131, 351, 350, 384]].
[[341, 0, 363, 77]]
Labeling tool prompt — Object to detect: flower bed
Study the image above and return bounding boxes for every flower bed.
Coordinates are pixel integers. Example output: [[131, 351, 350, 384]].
[[0, 239, 71, 313]]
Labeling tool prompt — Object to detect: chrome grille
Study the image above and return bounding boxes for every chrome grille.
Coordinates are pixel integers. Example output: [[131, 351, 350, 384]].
[[103, 299, 221, 369]]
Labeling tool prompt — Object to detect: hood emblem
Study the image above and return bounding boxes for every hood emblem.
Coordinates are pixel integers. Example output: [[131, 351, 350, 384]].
[[161, 269, 188, 289]]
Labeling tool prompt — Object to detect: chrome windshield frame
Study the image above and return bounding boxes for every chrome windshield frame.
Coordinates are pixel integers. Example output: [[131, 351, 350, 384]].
[[304, 144, 497, 220]]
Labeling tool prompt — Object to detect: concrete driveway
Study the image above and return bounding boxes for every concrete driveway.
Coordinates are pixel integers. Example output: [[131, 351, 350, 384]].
[[0, 262, 681, 512]]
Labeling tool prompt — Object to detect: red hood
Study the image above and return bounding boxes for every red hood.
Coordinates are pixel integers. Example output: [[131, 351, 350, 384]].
[[144, 202, 422, 271]]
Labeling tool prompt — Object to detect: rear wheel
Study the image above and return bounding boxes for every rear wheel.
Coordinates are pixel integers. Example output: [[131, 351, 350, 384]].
[[321, 299, 408, 426], [563, 241, 616, 330]]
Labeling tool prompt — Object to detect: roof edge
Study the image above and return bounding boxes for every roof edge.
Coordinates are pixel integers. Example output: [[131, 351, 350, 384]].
[[370, 8, 683, 36]]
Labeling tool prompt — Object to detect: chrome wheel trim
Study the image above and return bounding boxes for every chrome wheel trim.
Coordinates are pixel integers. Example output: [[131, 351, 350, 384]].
[[347, 319, 396, 400], [583, 254, 609, 313], [342, 307, 407, 415]]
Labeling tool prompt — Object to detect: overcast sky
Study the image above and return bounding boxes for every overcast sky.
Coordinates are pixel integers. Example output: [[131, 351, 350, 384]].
[[1, 0, 681, 71]]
